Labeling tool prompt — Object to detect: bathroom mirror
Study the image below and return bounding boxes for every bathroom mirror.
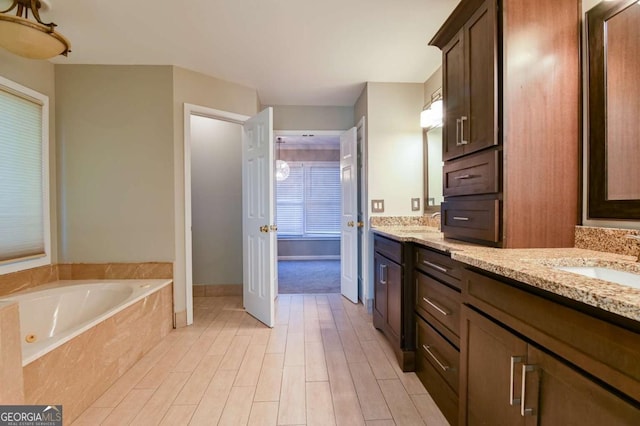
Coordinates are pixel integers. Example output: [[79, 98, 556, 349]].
[[423, 127, 443, 213], [587, 0, 640, 219]]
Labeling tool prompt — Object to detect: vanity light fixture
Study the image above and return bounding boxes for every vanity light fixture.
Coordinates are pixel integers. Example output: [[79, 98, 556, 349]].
[[0, 0, 70, 59], [420, 89, 444, 129], [275, 137, 290, 181]]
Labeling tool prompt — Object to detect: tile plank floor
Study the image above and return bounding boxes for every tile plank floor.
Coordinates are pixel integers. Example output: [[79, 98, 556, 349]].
[[72, 294, 449, 425]]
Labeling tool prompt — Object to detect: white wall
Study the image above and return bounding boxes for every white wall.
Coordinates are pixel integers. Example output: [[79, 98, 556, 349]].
[[190, 116, 243, 285], [55, 65, 175, 262], [271, 105, 354, 130], [367, 82, 424, 216]]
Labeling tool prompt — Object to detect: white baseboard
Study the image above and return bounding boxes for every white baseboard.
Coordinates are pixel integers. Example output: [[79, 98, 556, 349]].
[[278, 255, 340, 261]]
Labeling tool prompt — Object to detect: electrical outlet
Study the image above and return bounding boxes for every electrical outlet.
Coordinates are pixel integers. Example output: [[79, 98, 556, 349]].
[[371, 199, 385, 213], [411, 198, 420, 211]]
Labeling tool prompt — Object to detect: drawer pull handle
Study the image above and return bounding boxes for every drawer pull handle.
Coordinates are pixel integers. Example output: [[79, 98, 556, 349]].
[[454, 174, 474, 180], [423, 344, 450, 372], [453, 216, 470, 221], [423, 297, 450, 316], [521, 364, 538, 416], [421, 260, 448, 273], [509, 356, 524, 406]]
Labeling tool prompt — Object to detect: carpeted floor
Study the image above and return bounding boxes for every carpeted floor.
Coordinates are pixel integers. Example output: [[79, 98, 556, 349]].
[[278, 260, 340, 294]]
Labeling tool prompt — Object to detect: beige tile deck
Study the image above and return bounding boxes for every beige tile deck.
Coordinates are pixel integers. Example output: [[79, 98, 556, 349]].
[[72, 294, 449, 425]]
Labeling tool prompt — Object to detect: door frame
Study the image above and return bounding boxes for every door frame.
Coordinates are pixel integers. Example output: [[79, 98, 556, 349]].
[[182, 103, 249, 325]]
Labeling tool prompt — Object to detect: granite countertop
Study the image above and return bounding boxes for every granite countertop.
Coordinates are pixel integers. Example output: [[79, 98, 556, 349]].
[[372, 226, 640, 322]]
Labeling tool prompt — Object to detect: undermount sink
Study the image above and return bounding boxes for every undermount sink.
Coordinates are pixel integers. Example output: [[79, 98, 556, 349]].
[[554, 266, 640, 290]]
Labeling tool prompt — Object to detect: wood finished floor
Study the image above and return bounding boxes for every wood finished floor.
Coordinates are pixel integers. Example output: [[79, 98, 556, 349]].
[[72, 294, 449, 425]]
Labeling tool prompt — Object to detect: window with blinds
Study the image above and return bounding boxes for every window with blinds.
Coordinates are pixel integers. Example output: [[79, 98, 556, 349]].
[[276, 162, 341, 237], [0, 77, 50, 274]]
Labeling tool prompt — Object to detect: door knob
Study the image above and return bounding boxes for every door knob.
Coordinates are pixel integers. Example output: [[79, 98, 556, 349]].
[[259, 225, 269, 233], [357, 221, 364, 228], [347, 221, 355, 227], [269, 225, 278, 232]]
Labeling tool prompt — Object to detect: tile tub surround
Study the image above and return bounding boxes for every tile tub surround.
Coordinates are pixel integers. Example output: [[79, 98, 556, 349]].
[[0, 264, 58, 297], [57, 262, 173, 280], [0, 301, 24, 404], [0, 262, 173, 298], [575, 226, 640, 257], [23, 283, 173, 424], [373, 226, 640, 322]]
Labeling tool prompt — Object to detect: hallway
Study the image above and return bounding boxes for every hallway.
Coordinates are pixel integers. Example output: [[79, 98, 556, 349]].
[[72, 294, 448, 425]]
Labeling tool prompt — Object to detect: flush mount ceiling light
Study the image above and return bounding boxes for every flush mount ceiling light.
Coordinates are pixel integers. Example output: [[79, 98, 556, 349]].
[[0, 0, 70, 59]]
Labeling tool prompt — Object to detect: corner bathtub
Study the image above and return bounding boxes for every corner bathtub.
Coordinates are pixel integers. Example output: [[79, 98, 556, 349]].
[[0, 279, 172, 366]]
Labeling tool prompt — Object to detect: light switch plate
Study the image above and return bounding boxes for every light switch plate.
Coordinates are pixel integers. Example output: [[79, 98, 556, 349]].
[[371, 199, 385, 213], [411, 198, 420, 211]]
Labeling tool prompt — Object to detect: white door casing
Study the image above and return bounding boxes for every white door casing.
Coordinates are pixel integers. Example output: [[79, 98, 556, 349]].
[[242, 107, 276, 327], [340, 127, 358, 303]]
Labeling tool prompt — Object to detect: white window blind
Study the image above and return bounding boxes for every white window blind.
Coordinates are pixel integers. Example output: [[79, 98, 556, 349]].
[[0, 80, 48, 269], [276, 162, 340, 237]]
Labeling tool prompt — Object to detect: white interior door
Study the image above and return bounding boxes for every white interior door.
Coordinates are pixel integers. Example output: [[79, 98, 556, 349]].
[[340, 127, 358, 303], [242, 107, 275, 327]]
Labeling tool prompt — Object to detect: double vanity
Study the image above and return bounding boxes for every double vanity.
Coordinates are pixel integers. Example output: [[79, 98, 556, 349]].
[[372, 226, 640, 425]]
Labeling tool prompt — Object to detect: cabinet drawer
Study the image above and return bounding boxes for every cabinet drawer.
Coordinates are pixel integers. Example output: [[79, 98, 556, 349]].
[[415, 246, 462, 289], [374, 234, 402, 263], [442, 198, 500, 243], [443, 149, 500, 197], [416, 271, 461, 341], [416, 316, 460, 395], [416, 351, 459, 426]]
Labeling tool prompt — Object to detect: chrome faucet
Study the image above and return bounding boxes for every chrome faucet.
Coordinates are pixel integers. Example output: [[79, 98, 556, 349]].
[[625, 234, 640, 262], [431, 212, 441, 219]]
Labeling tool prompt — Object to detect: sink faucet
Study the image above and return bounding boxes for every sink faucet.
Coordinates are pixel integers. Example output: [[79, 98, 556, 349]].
[[625, 234, 640, 262], [431, 212, 441, 219]]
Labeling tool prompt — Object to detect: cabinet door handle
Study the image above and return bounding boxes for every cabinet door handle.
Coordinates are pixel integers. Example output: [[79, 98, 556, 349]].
[[379, 264, 387, 285], [521, 364, 538, 416], [453, 216, 470, 221], [423, 345, 450, 371], [421, 260, 448, 274], [454, 174, 474, 180], [509, 356, 524, 406], [455, 118, 462, 146], [460, 116, 468, 145], [422, 297, 450, 316]]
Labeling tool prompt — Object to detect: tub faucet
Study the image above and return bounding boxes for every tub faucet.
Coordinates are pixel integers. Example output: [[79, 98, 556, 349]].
[[431, 212, 441, 219], [625, 234, 640, 262]]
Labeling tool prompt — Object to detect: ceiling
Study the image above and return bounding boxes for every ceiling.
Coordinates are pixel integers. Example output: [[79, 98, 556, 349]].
[[37, 0, 459, 106]]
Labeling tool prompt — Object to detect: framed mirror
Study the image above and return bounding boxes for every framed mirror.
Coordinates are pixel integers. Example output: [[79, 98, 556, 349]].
[[587, 0, 640, 219], [423, 127, 443, 212]]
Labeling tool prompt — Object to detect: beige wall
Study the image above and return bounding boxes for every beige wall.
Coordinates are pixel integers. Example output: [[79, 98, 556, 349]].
[[0, 50, 58, 265], [55, 65, 174, 262], [423, 65, 442, 105], [367, 82, 424, 217], [271, 105, 354, 130], [172, 66, 259, 315], [190, 115, 243, 285]]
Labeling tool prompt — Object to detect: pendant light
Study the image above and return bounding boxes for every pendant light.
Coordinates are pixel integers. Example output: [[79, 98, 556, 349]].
[[0, 0, 71, 59], [275, 137, 290, 181]]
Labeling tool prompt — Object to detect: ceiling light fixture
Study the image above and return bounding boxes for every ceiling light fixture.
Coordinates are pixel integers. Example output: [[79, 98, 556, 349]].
[[0, 0, 70, 59]]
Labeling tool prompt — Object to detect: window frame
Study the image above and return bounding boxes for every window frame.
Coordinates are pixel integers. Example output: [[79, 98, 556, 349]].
[[276, 161, 341, 239], [0, 75, 51, 275]]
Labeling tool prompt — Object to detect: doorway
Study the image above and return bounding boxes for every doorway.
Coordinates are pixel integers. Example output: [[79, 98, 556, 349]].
[[274, 131, 342, 294]]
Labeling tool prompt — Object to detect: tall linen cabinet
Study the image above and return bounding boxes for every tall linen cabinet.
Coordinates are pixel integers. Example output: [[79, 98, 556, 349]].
[[431, 0, 580, 248]]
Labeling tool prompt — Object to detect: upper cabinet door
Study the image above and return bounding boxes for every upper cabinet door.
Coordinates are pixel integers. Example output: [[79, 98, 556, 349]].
[[443, 32, 466, 161], [464, 0, 498, 155], [442, 0, 498, 161]]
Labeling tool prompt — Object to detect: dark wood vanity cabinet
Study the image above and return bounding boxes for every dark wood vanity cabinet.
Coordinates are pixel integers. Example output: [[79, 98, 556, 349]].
[[373, 234, 414, 371], [461, 269, 640, 425], [414, 245, 464, 425], [432, 0, 580, 248]]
